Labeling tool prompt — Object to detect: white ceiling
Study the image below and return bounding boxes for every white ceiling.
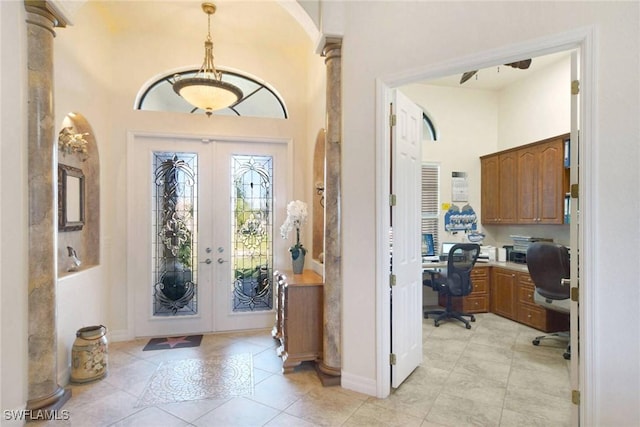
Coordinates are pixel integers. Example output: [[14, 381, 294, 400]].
[[424, 50, 572, 91]]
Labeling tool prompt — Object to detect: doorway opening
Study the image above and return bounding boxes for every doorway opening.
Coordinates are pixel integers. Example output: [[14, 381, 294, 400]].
[[376, 30, 594, 427]]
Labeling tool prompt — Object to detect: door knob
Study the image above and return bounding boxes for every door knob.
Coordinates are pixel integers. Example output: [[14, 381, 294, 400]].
[[200, 258, 212, 265], [217, 258, 228, 264]]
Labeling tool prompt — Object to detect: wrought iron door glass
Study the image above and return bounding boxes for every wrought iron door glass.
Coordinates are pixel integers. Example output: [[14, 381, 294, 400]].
[[152, 152, 198, 316], [231, 155, 273, 312]]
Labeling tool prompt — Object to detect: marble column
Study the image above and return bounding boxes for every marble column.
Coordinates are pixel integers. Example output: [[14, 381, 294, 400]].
[[317, 38, 342, 385], [24, 1, 71, 412]]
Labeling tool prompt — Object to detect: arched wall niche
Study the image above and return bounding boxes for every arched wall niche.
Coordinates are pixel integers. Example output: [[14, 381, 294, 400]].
[[312, 128, 326, 262], [57, 112, 100, 275]]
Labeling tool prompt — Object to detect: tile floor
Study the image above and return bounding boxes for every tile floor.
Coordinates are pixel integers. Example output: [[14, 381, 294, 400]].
[[35, 312, 571, 426]]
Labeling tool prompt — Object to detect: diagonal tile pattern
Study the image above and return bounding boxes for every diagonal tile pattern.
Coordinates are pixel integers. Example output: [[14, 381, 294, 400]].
[[30, 313, 571, 426]]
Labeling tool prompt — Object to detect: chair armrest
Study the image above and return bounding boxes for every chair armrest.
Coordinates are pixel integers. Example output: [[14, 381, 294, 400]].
[[423, 269, 446, 291]]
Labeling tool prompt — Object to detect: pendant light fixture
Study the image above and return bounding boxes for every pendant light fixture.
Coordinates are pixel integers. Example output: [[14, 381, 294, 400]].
[[173, 2, 242, 116]]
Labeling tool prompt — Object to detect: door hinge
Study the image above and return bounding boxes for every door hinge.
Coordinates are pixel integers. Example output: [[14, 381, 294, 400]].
[[390, 114, 397, 127], [570, 183, 579, 199], [572, 389, 580, 405], [571, 287, 579, 302], [390, 353, 397, 365], [571, 80, 580, 95], [390, 194, 397, 206], [390, 273, 396, 287]]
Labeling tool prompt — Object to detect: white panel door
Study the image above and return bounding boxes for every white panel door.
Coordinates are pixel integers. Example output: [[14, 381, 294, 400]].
[[390, 90, 423, 388], [129, 135, 288, 337], [569, 50, 581, 425]]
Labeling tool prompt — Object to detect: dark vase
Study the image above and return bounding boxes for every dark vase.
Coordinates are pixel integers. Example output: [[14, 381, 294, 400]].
[[291, 249, 305, 274]]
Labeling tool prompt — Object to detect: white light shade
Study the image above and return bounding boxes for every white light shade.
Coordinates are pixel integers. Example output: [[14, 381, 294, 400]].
[[174, 77, 242, 114]]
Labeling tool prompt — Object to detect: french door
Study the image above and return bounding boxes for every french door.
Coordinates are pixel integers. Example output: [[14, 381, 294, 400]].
[[129, 134, 289, 337]]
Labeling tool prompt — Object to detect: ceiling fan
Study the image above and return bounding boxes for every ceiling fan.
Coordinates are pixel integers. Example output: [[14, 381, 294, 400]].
[[459, 59, 532, 84]]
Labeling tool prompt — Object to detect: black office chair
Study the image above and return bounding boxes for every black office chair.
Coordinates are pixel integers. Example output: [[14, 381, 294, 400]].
[[424, 243, 480, 329], [526, 242, 571, 360]]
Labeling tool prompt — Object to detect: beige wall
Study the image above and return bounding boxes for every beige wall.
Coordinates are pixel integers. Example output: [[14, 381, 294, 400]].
[[2, 2, 639, 425], [339, 2, 639, 425], [498, 55, 571, 149], [402, 83, 498, 246], [53, 1, 320, 342], [0, 0, 323, 413], [1, 0, 29, 414]]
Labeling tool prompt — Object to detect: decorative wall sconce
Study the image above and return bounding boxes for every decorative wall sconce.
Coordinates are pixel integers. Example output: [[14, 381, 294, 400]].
[[315, 181, 325, 207], [58, 126, 89, 158]]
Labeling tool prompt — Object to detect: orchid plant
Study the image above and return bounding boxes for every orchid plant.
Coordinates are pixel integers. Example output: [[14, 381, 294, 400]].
[[280, 200, 308, 260]]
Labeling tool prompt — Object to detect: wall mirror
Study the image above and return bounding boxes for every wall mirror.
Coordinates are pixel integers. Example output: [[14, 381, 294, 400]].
[[58, 164, 85, 231]]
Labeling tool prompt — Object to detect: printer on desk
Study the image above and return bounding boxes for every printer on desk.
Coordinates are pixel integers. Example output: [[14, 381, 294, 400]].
[[478, 246, 495, 263]]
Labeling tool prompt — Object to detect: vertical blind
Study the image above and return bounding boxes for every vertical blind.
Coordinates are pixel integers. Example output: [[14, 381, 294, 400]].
[[421, 163, 440, 251]]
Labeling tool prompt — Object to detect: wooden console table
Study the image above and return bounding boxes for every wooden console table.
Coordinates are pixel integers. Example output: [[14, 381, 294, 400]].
[[272, 270, 323, 373]]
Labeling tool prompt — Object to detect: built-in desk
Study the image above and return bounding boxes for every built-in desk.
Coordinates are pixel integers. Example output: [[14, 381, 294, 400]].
[[423, 261, 568, 332], [422, 260, 529, 272]]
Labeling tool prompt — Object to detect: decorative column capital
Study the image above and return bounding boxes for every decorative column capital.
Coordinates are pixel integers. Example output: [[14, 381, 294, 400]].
[[321, 37, 342, 63], [25, 0, 69, 30]]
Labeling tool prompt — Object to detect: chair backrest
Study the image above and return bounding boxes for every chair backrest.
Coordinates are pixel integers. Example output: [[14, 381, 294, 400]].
[[526, 242, 570, 300], [446, 243, 480, 296]]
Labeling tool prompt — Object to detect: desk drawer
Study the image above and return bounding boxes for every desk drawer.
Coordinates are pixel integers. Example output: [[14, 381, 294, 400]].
[[439, 294, 489, 314], [471, 280, 488, 294], [471, 267, 489, 279], [518, 284, 536, 305], [464, 295, 489, 313], [517, 304, 546, 330]]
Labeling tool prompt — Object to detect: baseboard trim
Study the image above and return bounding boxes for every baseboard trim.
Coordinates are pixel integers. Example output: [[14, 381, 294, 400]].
[[108, 328, 134, 342], [340, 370, 377, 397]]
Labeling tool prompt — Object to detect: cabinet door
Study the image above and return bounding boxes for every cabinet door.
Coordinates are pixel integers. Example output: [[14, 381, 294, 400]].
[[481, 155, 500, 224], [537, 139, 565, 224], [498, 152, 518, 223], [470, 267, 488, 294], [517, 146, 538, 223], [491, 268, 517, 319]]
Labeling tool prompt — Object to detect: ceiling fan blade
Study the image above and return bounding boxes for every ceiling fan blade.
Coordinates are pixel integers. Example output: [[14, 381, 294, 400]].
[[460, 70, 478, 84], [505, 59, 532, 69]]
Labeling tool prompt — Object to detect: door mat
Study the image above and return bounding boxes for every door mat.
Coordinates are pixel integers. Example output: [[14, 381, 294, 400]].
[[136, 353, 254, 407], [142, 335, 203, 351]]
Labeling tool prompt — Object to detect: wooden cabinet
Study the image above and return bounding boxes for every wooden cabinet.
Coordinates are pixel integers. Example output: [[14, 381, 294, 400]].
[[491, 267, 518, 319], [441, 265, 490, 313], [481, 152, 517, 224], [272, 270, 323, 373], [481, 134, 569, 225], [517, 137, 566, 224], [430, 264, 570, 332], [481, 155, 500, 223], [516, 271, 569, 332]]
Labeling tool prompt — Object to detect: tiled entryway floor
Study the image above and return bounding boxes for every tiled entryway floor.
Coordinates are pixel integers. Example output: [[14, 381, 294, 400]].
[[35, 312, 571, 426]]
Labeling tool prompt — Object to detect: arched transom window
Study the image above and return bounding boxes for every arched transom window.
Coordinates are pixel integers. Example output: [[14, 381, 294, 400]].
[[136, 69, 288, 119]]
